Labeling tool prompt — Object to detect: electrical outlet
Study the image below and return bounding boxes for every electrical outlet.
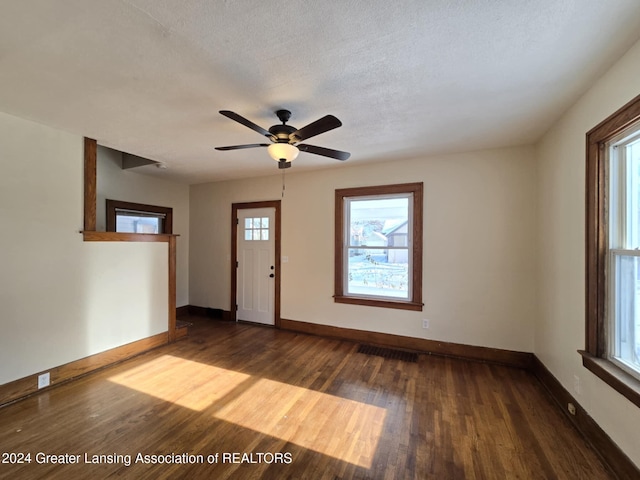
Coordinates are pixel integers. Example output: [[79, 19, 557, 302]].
[[422, 319, 429, 329], [38, 372, 50, 389], [567, 403, 576, 415]]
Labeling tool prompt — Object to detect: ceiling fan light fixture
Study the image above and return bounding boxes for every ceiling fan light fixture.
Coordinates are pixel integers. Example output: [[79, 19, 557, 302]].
[[268, 143, 299, 163]]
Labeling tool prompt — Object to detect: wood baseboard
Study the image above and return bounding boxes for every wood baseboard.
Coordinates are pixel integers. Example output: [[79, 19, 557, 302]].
[[0, 332, 168, 407], [531, 355, 639, 480], [176, 305, 190, 317], [280, 318, 534, 369], [186, 305, 232, 321], [187, 305, 208, 316]]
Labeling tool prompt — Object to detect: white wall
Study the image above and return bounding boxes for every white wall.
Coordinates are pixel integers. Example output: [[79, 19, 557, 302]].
[[190, 145, 537, 352], [0, 112, 168, 385], [536, 39, 640, 465], [97, 146, 189, 307]]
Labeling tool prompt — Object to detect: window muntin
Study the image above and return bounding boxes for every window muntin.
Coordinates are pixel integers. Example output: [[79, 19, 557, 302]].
[[608, 127, 640, 379], [335, 183, 423, 311]]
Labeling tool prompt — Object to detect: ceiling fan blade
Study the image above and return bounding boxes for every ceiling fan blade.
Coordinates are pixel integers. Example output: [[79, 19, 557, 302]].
[[219, 110, 272, 138], [290, 115, 342, 142], [215, 143, 270, 151], [297, 144, 350, 161]]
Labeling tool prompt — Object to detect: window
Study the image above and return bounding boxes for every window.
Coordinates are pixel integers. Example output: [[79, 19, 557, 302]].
[[608, 123, 640, 378], [106, 199, 173, 234], [335, 183, 423, 310], [585, 93, 640, 408]]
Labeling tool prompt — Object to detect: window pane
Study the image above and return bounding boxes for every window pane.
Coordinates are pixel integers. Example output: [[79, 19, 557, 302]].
[[261, 217, 269, 228], [625, 139, 640, 249], [116, 215, 160, 234], [261, 229, 269, 241], [245, 218, 252, 229], [612, 254, 640, 374], [349, 197, 408, 248], [253, 230, 261, 240], [245, 230, 253, 241], [346, 195, 410, 300], [252, 218, 261, 228], [347, 247, 409, 299]]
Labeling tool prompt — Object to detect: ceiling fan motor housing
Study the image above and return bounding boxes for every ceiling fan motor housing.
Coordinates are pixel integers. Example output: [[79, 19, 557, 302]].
[[269, 124, 296, 142], [269, 110, 297, 143]]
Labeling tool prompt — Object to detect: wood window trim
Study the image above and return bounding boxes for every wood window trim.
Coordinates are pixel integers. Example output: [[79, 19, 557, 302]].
[[82, 138, 178, 342], [334, 182, 423, 311], [106, 199, 173, 234], [585, 93, 640, 408]]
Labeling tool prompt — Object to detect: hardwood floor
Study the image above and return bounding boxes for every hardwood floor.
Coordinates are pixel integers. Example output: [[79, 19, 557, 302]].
[[0, 316, 613, 479]]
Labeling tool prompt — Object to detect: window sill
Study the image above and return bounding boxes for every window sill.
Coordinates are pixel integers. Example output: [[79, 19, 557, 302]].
[[334, 295, 423, 311], [579, 350, 640, 409], [81, 231, 178, 243]]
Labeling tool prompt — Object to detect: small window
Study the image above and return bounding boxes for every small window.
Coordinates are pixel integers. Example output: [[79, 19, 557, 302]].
[[335, 183, 423, 311], [106, 200, 173, 234]]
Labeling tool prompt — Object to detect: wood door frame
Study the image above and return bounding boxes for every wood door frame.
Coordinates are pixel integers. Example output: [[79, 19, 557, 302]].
[[231, 200, 281, 327]]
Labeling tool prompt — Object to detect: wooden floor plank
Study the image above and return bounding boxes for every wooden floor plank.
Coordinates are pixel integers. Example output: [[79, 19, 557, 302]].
[[0, 316, 614, 479]]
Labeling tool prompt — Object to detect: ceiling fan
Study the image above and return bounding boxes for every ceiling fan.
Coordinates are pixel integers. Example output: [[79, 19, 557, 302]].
[[215, 109, 350, 169]]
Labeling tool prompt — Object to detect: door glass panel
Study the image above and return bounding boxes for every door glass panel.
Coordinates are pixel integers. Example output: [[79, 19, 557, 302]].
[[244, 216, 271, 241]]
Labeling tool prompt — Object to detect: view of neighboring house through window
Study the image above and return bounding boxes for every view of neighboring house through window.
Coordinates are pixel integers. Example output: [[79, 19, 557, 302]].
[[347, 196, 410, 298], [335, 183, 423, 311], [106, 199, 173, 234], [609, 122, 640, 379]]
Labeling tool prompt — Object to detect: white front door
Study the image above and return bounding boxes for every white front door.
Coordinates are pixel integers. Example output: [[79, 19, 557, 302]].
[[236, 207, 275, 325]]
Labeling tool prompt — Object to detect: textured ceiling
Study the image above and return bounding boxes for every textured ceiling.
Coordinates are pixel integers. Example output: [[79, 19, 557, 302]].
[[2, 0, 640, 184]]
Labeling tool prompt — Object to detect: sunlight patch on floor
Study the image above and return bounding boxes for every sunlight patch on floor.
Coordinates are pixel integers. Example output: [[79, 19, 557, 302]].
[[108, 354, 386, 469], [108, 355, 251, 411], [215, 377, 387, 468]]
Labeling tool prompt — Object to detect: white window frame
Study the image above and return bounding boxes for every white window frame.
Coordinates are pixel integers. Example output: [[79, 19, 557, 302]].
[[608, 125, 640, 380], [343, 193, 413, 301]]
